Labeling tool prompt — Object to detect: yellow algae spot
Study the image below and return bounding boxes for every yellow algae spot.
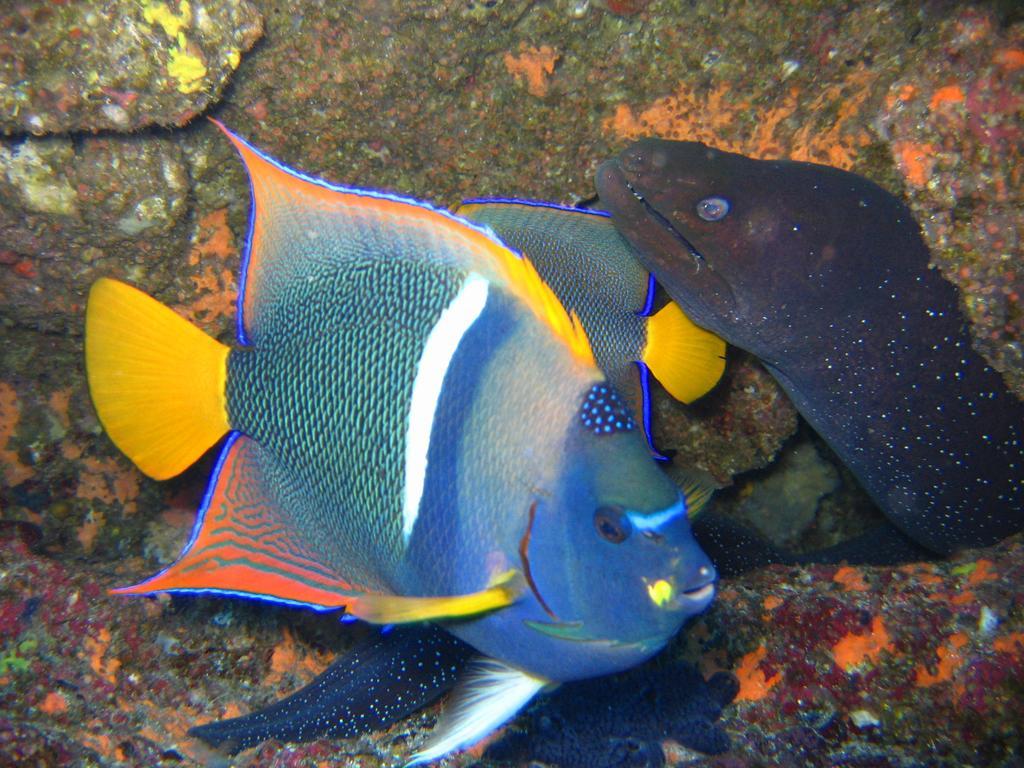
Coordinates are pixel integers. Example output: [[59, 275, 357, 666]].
[[143, 0, 192, 38], [734, 644, 781, 702], [647, 579, 673, 607], [225, 48, 241, 69], [915, 632, 969, 687], [928, 84, 965, 110], [168, 33, 207, 94], [831, 616, 895, 672], [503, 44, 559, 97], [833, 565, 870, 592]]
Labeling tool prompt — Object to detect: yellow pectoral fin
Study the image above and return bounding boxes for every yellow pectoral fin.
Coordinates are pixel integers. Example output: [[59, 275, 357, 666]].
[[642, 300, 726, 404], [348, 571, 522, 624]]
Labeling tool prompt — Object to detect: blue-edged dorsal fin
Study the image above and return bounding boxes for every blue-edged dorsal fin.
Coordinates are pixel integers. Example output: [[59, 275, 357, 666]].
[[210, 121, 594, 368], [112, 433, 520, 623]]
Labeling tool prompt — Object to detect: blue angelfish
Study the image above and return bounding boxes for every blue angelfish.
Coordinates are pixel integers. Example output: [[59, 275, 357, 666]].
[[85, 122, 716, 763]]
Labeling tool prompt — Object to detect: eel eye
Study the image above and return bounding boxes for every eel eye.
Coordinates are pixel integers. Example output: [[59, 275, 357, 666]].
[[594, 506, 632, 544], [696, 196, 730, 222]]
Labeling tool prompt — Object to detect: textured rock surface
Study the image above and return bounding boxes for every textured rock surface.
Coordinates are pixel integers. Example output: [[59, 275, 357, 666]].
[[0, 0, 262, 135], [0, 0, 1022, 765]]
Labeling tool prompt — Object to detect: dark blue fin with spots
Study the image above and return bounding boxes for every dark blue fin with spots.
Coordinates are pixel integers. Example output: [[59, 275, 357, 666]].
[[189, 626, 472, 754]]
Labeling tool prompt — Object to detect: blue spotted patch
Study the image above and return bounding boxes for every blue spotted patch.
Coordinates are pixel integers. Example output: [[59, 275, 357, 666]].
[[579, 384, 635, 435]]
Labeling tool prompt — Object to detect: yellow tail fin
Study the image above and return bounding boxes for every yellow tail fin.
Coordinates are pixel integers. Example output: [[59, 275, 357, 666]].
[[85, 278, 230, 480], [643, 301, 726, 404]]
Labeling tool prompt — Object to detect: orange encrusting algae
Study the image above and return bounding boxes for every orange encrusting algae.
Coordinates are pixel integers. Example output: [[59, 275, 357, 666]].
[[893, 141, 937, 188], [263, 627, 331, 688], [831, 616, 895, 672], [503, 44, 559, 97], [929, 84, 966, 110], [178, 208, 238, 328], [915, 632, 969, 687], [0, 381, 34, 486], [83, 627, 121, 685], [734, 644, 781, 702], [603, 68, 877, 169], [833, 566, 870, 592]]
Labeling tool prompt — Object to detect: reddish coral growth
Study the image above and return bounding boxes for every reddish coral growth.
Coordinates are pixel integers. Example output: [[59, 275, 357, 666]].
[[503, 44, 559, 98]]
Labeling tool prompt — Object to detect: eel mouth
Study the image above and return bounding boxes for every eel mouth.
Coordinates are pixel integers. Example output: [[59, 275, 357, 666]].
[[621, 176, 706, 270]]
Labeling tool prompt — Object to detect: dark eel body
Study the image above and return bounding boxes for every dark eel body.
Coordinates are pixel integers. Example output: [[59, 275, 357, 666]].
[[597, 139, 1023, 555]]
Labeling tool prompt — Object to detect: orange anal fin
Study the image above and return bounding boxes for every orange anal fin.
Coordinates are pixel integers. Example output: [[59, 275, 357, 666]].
[[112, 433, 360, 610]]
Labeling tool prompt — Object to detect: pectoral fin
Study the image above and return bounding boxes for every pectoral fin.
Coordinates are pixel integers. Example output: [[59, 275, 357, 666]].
[[349, 570, 522, 624]]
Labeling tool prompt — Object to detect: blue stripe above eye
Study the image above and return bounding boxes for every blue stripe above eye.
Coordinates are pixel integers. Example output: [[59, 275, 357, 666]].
[[627, 494, 687, 531]]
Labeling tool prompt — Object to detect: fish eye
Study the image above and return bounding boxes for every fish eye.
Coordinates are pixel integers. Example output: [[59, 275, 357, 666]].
[[696, 196, 730, 222], [594, 505, 632, 544]]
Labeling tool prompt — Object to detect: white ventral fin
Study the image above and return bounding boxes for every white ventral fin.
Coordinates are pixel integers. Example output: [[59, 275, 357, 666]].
[[405, 656, 549, 766]]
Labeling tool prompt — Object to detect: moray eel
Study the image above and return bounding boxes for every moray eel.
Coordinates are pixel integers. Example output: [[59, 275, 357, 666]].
[[597, 139, 1023, 555]]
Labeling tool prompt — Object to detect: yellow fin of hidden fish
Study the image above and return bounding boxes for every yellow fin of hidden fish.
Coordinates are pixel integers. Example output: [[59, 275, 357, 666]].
[[85, 278, 230, 480], [642, 300, 726, 404], [348, 569, 522, 624]]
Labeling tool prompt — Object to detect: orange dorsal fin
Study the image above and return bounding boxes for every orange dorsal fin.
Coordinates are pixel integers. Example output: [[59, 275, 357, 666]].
[[209, 119, 595, 367]]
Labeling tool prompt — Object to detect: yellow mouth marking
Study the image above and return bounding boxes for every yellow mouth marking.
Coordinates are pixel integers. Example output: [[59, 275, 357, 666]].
[[647, 579, 674, 607]]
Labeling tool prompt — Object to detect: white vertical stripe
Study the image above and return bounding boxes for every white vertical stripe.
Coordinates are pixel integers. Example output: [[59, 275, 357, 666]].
[[403, 273, 489, 544]]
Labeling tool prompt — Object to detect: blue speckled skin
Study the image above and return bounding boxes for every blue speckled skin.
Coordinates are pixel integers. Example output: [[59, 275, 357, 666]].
[[189, 627, 471, 753], [598, 140, 1023, 554], [486, 656, 737, 766]]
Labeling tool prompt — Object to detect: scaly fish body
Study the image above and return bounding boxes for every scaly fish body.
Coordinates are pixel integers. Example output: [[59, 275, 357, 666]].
[[458, 199, 725, 457], [86, 123, 716, 762]]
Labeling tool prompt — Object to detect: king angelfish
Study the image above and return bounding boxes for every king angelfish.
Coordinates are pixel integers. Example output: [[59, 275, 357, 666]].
[[85, 122, 717, 764]]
